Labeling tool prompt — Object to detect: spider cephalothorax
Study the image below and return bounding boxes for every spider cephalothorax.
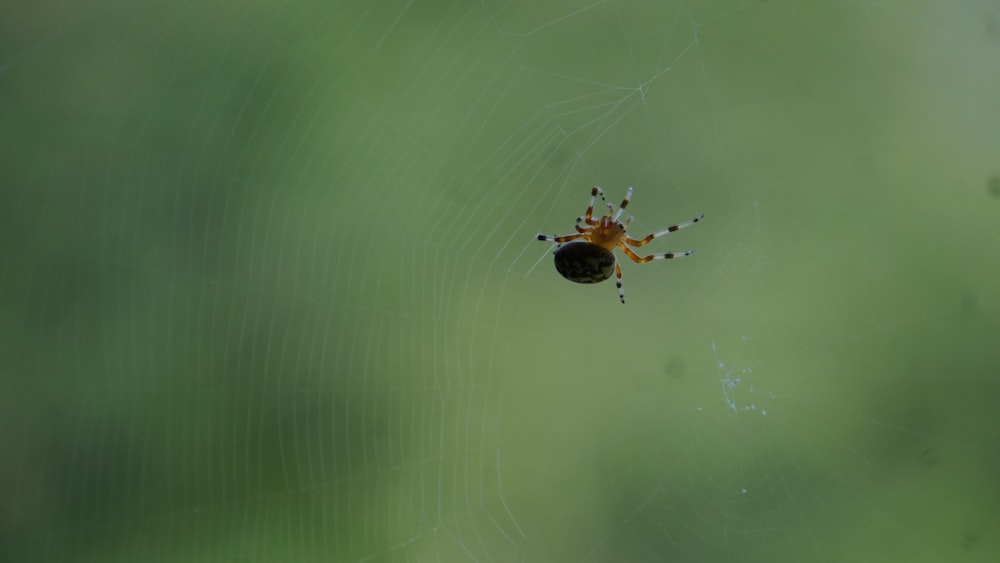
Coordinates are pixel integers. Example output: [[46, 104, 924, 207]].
[[537, 186, 703, 303]]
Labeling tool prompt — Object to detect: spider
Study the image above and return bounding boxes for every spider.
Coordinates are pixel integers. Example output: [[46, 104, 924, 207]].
[[537, 186, 703, 303]]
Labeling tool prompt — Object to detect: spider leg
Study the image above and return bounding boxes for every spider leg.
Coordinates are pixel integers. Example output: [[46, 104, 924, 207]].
[[612, 187, 634, 222], [614, 259, 625, 303], [625, 213, 704, 248], [537, 232, 587, 244], [581, 186, 605, 226], [618, 242, 693, 264], [574, 215, 598, 231]]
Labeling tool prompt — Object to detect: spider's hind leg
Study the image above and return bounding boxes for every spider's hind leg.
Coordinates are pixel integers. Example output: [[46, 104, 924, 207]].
[[614, 260, 625, 304], [537, 232, 586, 245], [625, 213, 704, 247], [618, 243, 694, 264]]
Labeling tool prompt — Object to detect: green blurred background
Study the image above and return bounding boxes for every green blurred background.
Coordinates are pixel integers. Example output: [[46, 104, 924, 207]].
[[3, 1, 999, 561]]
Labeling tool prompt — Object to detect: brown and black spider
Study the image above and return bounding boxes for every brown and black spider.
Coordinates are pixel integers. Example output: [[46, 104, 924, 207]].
[[537, 186, 703, 303]]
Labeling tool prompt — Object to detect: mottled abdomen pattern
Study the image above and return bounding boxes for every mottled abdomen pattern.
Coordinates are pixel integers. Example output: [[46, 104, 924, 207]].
[[554, 242, 615, 284]]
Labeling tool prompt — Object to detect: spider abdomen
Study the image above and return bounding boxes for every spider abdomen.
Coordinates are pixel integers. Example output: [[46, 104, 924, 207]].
[[554, 242, 615, 284]]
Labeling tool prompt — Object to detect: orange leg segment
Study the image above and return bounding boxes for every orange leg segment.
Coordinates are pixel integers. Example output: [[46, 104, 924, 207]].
[[618, 242, 693, 263], [624, 213, 704, 247]]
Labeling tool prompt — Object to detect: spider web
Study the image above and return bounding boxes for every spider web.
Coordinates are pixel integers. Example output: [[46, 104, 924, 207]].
[[4, 0, 1000, 561]]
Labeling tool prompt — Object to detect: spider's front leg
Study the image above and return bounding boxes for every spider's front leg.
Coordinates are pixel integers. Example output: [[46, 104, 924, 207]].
[[612, 187, 634, 222], [579, 186, 606, 226]]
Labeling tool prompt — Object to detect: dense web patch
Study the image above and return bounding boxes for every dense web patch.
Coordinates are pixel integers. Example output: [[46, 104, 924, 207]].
[[4, 1, 1000, 562]]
